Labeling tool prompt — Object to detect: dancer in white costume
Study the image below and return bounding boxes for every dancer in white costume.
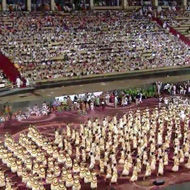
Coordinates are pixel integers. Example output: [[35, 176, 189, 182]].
[[106, 164, 112, 179], [0, 169, 5, 187], [90, 172, 98, 189], [84, 169, 92, 183], [150, 153, 156, 170], [66, 171, 74, 188], [111, 167, 118, 183], [144, 161, 151, 180], [130, 166, 138, 182], [72, 176, 81, 190], [172, 155, 179, 172], [122, 160, 130, 176], [157, 157, 164, 176], [51, 178, 59, 190]]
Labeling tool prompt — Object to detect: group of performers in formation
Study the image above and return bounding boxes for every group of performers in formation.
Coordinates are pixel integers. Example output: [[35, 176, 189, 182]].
[[0, 102, 50, 123], [0, 98, 190, 189], [16, 102, 50, 121]]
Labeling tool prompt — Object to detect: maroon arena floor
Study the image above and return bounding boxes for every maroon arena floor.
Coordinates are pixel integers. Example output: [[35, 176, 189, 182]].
[[1, 98, 190, 190]]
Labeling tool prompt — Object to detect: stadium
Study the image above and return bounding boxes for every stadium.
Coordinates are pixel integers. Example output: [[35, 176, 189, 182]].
[[0, 0, 190, 190]]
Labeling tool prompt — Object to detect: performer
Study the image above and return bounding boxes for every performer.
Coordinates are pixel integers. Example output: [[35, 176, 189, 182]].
[[84, 169, 92, 183], [51, 178, 59, 190], [72, 176, 81, 190], [91, 172, 97, 190], [16, 77, 22, 88], [121, 159, 130, 176], [172, 154, 179, 172], [0, 169, 5, 187], [66, 170, 74, 188], [157, 156, 164, 176], [111, 167, 118, 183], [143, 160, 151, 180], [106, 164, 112, 179], [130, 166, 138, 182]]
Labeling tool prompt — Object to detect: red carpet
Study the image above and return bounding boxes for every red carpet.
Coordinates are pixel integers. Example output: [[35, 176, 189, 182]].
[[0, 52, 23, 83]]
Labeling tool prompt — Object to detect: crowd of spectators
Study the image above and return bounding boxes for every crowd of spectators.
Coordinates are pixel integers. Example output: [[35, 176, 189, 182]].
[[154, 3, 190, 36], [1, 10, 190, 83]]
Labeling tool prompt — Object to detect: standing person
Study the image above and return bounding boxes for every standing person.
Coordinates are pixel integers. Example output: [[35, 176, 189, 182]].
[[95, 96, 100, 107], [130, 166, 138, 182], [164, 83, 170, 94], [105, 93, 110, 105], [4, 104, 9, 121], [67, 96, 72, 111], [158, 96, 163, 108], [173, 84, 176, 95], [184, 83, 188, 95], [129, 95, 132, 104], [157, 156, 164, 176], [8, 104, 13, 120], [188, 83, 190, 94], [82, 101, 86, 114], [90, 101, 94, 111], [49, 100, 54, 113], [101, 100, 105, 111], [26, 77, 30, 87], [121, 95, 125, 106], [16, 77, 22, 88], [114, 96, 118, 108], [180, 85, 184, 95], [135, 94, 139, 105], [52, 99, 58, 111], [139, 92, 143, 103], [156, 81, 162, 95]]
